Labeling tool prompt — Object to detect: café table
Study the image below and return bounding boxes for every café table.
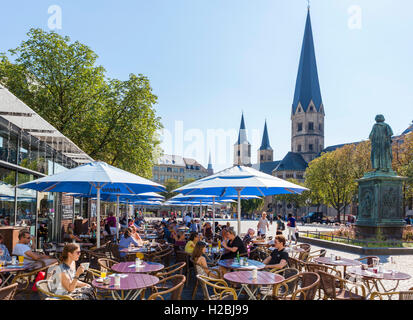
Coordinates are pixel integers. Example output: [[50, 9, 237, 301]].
[[347, 266, 411, 295], [0, 263, 33, 288], [111, 261, 165, 274], [92, 273, 159, 300], [141, 234, 160, 240], [313, 256, 362, 277], [120, 247, 157, 254], [218, 259, 266, 271], [224, 270, 285, 300]]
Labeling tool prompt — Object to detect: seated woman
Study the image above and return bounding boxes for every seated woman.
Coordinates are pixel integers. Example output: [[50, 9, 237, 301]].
[[221, 228, 246, 260], [0, 234, 12, 262], [173, 231, 186, 248], [130, 225, 144, 246], [192, 241, 219, 278], [184, 232, 200, 254], [118, 228, 139, 258], [63, 223, 82, 243], [48, 243, 95, 300], [262, 235, 288, 271], [202, 222, 213, 242]]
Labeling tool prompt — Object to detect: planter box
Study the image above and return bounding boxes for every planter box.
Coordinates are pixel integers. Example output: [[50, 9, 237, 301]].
[[300, 236, 413, 255]]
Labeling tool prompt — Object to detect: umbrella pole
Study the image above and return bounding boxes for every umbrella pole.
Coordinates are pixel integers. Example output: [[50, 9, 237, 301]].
[[116, 195, 120, 241], [97, 186, 101, 248], [237, 189, 241, 236], [212, 196, 215, 238]]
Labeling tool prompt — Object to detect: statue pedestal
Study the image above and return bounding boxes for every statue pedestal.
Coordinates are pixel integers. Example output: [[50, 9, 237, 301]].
[[355, 171, 406, 240]]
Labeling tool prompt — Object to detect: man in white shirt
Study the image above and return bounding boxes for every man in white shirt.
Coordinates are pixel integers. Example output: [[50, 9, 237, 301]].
[[12, 230, 52, 265], [257, 212, 270, 237]]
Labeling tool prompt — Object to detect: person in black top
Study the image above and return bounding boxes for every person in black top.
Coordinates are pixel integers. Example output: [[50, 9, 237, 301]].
[[221, 228, 246, 259], [263, 235, 288, 270]]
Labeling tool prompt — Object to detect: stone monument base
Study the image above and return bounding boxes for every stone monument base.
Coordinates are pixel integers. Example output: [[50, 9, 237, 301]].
[[355, 171, 406, 240]]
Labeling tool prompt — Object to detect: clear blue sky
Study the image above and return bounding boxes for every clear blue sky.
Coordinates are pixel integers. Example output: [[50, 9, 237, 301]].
[[1, 0, 412, 171]]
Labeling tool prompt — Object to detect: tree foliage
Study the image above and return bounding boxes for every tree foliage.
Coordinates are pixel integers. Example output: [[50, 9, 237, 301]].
[[231, 198, 264, 214], [0, 28, 162, 178], [305, 142, 371, 221]]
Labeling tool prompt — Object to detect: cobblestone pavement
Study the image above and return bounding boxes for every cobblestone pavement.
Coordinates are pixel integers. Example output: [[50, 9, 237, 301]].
[[150, 217, 413, 292]]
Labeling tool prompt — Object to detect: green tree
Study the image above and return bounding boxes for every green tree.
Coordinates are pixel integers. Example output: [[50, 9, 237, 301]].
[[231, 198, 264, 216], [0, 28, 161, 178], [161, 179, 181, 200]]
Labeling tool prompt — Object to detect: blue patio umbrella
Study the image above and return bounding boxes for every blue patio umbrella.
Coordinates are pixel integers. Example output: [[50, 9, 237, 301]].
[[17, 161, 165, 247], [174, 165, 308, 235]]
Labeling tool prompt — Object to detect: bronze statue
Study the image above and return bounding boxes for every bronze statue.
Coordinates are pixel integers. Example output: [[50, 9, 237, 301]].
[[369, 115, 393, 172]]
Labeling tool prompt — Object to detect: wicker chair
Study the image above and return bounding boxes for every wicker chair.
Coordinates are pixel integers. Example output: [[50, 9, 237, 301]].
[[147, 275, 186, 300], [306, 249, 327, 262], [260, 267, 299, 300], [11, 260, 58, 294], [190, 258, 221, 300], [317, 270, 366, 300], [296, 243, 311, 252], [151, 248, 174, 267], [175, 250, 192, 286], [305, 262, 342, 277], [0, 283, 18, 300], [155, 262, 186, 280], [36, 280, 74, 300], [108, 243, 123, 261], [370, 291, 413, 300], [288, 256, 307, 272], [197, 275, 237, 300], [97, 258, 118, 274], [272, 272, 320, 300], [355, 256, 379, 267]]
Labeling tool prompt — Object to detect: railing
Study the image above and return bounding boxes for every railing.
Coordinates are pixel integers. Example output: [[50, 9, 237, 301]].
[[300, 230, 413, 248]]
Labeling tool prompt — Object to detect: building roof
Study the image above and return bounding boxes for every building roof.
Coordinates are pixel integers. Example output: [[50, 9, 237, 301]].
[[252, 161, 280, 175], [236, 113, 249, 145], [292, 9, 323, 114], [259, 120, 272, 151], [156, 154, 186, 166], [274, 152, 308, 172], [0, 84, 93, 165], [401, 122, 413, 136]]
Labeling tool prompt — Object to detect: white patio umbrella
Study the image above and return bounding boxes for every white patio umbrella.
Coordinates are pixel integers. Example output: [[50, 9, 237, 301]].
[[174, 165, 308, 235], [17, 161, 165, 247]]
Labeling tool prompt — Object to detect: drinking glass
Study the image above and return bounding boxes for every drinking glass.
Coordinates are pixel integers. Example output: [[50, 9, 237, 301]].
[[100, 267, 107, 279], [18, 256, 24, 265], [0, 259, 4, 269], [390, 257, 397, 275]]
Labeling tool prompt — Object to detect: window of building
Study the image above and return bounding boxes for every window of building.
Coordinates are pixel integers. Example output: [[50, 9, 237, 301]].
[[267, 155, 271, 161], [309, 144, 313, 151], [319, 124, 322, 131], [237, 151, 240, 156], [180, 168, 184, 173], [173, 168, 179, 173], [297, 123, 303, 132], [309, 106, 314, 112], [154, 174, 158, 180], [167, 167, 172, 172], [286, 173, 294, 179], [297, 144, 302, 152], [195, 166, 200, 170], [260, 155, 264, 161], [308, 122, 314, 131]]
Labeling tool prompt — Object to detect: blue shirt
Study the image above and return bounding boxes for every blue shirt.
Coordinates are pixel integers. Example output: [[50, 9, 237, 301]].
[[118, 236, 139, 258], [288, 217, 296, 228], [0, 244, 11, 262]]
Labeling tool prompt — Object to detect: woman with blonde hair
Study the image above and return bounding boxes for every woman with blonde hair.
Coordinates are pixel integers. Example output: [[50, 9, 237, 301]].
[[48, 243, 95, 300]]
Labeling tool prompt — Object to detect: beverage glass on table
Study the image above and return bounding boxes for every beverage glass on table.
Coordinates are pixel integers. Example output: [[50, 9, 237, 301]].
[[101, 267, 107, 279], [80, 262, 90, 271], [390, 257, 396, 275], [0, 259, 4, 269], [11, 256, 17, 265], [18, 256, 24, 265]]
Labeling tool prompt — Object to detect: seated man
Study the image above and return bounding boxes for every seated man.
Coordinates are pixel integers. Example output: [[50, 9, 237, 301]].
[[221, 228, 246, 260], [12, 230, 54, 265], [263, 235, 288, 271], [242, 228, 255, 247]]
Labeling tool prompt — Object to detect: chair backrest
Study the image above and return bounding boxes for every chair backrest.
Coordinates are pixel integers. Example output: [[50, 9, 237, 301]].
[[196, 275, 237, 300], [36, 280, 73, 300], [288, 256, 306, 272], [97, 258, 118, 272], [275, 268, 300, 297], [147, 275, 186, 300], [157, 262, 186, 279], [109, 243, 122, 261], [292, 272, 320, 300], [356, 256, 379, 267], [317, 270, 338, 299], [0, 283, 18, 300], [297, 244, 311, 252]]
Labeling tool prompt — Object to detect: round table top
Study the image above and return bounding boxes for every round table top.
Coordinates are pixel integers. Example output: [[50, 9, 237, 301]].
[[224, 271, 285, 286], [92, 273, 159, 291], [314, 257, 362, 267], [112, 261, 165, 274], [120, 247, 157, 254], [0, 263, 31, 273], [252, 240, 271, 246], [218, 259, 266, 270], [57, 243, 94, 247], [140, 234, 160, 240], [347, 266, 411, 281]]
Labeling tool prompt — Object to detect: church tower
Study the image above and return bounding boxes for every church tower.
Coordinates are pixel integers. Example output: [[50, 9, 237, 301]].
[[207, 152, 214, 175], [234, 113, 251, 166], [258, 120, 273, 164], [291, 8, 325, 163]]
